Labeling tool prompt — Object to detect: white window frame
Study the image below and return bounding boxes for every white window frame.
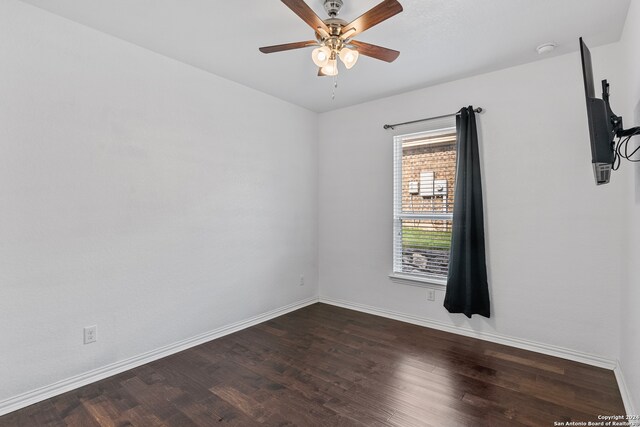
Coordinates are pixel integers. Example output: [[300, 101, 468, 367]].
[[389, 120, 457, 289]]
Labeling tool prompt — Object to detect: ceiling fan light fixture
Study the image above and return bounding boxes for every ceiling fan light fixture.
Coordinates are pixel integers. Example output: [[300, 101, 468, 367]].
[[339, 47, 359, 69], [312, 46, 331, 67], [258, 0, 403, 78], [321, 57, 339, 76]]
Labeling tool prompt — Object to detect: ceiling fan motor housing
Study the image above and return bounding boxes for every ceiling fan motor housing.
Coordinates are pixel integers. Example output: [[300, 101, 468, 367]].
[[324, 0, 343, 17]]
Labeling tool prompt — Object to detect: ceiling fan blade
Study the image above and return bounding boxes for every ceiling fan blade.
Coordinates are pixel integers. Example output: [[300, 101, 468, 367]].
[[281, 0, 330, 35], [340, 0, 403, 38], [259, 41, 317, 54], [350, 40, 400, 62]]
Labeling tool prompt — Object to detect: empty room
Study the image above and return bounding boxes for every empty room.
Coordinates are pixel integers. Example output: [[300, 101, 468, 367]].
[[1, 0, 639, 425]]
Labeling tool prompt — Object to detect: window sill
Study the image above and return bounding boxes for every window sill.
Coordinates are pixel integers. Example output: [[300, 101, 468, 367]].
[[389, 273, 446, 289]]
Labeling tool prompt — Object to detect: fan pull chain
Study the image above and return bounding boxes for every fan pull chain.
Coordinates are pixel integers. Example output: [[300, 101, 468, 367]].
[[332, 75, 338, 100]]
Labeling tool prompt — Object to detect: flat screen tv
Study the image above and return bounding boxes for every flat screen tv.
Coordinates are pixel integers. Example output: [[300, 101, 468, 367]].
[[580, 37, 639, 185]]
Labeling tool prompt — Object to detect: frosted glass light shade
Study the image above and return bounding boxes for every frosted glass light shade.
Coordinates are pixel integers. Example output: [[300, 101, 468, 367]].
[[339, 47, 359, 69], [312, 46, 331, 67], [321, 58, 339, 76]]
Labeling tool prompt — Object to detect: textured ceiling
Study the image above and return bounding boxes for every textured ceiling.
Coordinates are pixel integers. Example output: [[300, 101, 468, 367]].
[[19, 0, 631, 112]]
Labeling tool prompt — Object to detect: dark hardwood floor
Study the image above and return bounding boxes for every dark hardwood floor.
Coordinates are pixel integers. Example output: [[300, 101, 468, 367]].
[[0, 303, 625, 426]]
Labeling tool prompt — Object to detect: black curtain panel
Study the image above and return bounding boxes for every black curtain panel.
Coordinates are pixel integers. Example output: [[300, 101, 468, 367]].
[[443, 106, 491, 318]]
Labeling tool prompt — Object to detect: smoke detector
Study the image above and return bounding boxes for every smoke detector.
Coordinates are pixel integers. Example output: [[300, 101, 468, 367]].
[[536, 43, 557, 55]]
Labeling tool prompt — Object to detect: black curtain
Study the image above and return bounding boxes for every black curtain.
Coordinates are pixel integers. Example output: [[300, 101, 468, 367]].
[[443, 106, 490, 318]]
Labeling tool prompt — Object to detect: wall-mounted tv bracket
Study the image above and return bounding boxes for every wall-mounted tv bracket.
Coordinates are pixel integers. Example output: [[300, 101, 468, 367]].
[[602, 80, 640, 137]]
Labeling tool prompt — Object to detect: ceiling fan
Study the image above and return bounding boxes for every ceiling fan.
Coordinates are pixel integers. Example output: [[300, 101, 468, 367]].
[[259, 0, 403, 76]]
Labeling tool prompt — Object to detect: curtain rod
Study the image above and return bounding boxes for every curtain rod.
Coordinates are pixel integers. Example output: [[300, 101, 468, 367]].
[[383, 107, 483, 130]]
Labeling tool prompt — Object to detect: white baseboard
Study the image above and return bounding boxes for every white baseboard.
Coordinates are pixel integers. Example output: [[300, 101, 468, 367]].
[[319, 296, 618, 370], [2, 296, 629, 418], [0, 296, 319, 417], [615, 360, 637, 416]]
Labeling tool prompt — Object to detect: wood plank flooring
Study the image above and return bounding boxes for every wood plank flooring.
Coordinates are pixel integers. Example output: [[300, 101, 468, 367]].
[[0, 303, 625, 426]]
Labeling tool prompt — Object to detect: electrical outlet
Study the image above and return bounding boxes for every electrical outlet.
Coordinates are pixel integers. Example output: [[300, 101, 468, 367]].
[[426, 289, 436, 301], [84, 325, 97, 344], [299, 275, 305, 286]]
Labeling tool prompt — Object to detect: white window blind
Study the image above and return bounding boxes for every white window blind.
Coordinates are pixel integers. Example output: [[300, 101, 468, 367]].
[[393, 120, 457, 283]]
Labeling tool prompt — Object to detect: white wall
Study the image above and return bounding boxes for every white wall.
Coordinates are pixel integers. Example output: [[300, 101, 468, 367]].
[[318, 43, 627, 360], [619, 0, 640, 414], [0, 0, 318, 403]]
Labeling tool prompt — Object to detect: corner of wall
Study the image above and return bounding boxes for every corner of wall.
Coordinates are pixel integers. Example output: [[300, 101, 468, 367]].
[[618, 0, 640, 415]]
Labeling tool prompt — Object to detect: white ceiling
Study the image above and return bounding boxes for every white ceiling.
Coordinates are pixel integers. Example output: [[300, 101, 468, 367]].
[[19, 0, 631, 112]]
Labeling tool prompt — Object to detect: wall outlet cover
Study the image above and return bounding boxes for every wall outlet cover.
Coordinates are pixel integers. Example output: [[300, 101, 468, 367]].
[[426, 289, 436, 301], [84, 325, 97, 344]]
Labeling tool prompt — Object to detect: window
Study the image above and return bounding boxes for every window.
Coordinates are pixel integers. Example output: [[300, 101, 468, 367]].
[[392, 120, 457, 285]]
